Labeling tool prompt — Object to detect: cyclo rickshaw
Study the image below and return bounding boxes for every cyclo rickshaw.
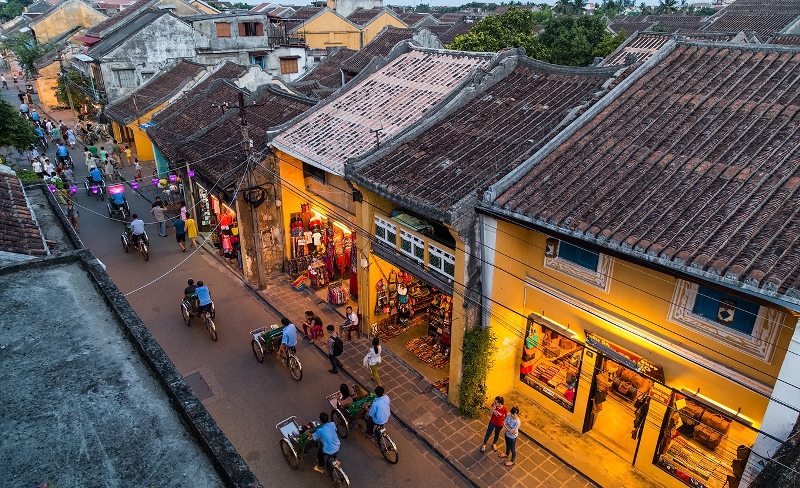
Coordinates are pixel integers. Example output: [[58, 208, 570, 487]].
[[276, 416, 349, 487], [250, 324, 303, 380], [327, 385, 399, 464], [107, 184, 129, 219]]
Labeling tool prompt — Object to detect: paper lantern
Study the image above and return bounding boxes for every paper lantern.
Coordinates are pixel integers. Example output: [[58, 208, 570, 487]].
[[168, 174, 177, 182], [152, 177, 159, 186], [68, 186, 77, 194], [48, 185, 56, 193], [91, 185, 99, 194], [131, 181, 139, 190], [187, 169, 195, 178]]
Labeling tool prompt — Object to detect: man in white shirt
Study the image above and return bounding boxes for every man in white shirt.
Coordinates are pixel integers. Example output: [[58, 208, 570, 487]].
[[339, 306, 359, 337], [32, 159, 43, 179]]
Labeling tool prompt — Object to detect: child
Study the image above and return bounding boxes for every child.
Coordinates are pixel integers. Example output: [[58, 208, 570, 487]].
[[134, 158, 142, 182]]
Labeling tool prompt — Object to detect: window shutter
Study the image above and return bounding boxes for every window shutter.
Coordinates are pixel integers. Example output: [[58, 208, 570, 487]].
[[215, 22, 230, 37], [238, 23, 246, 36], [256, 22, 264, 36]]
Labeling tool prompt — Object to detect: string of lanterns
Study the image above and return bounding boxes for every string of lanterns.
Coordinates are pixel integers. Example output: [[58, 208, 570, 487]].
[[46, 167, 196, 196]]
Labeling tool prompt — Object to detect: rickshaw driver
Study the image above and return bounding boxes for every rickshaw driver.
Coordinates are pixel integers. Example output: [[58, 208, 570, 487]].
[[311, 412, 340, 474], [129, 214, 145, 247], [278, 317, 297, 362], [195, 281, 213, 319], [89, 166, 103, 184], [110, 190, 125, 210]]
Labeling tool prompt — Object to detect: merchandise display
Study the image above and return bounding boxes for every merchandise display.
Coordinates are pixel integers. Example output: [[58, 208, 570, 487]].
[[404, 335, 450, 369], [520, 319, 582, 411]]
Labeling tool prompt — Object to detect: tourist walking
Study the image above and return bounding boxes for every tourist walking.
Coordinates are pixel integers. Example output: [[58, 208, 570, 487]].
[[173, 215, 186, 252], [480, 396, 509, 453], [152, 202, 167, 237], [326, 325, 344, 374], [498, 406, 521, 467], [363, 337, 382, 386], [185, 212, 198, 248], [1, 74, 7, 89]]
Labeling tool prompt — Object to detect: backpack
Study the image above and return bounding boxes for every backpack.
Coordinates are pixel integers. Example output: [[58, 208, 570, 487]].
[[332, 337, 344, 356]]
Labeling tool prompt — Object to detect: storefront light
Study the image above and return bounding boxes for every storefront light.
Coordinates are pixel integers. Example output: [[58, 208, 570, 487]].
[[333, 221, 353, 234], [679, 388, 755, 426], [527, 311, 579, 340], [222, 202, 236, 215]]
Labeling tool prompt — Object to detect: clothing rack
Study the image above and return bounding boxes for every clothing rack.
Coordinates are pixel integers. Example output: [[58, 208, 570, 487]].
[[327, 281, 349, 305]]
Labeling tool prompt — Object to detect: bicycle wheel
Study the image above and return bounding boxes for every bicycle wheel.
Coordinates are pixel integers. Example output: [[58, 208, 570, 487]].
[[332, 409, 349, 439], [121, 235, 128, 253], [141, 243, 148, 261], [288, 355, 302, 381], [252, 339, 265, 362], [331, 465, 350, 488], [181, 302, 191, 326], [380, 434, 399, 464], [207, 317, 217, 341], [279, 439, 299, 470], [210, 302, 216, 319]]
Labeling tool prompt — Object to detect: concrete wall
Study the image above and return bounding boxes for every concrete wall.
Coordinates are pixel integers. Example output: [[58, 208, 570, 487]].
[[330, 0, 383, 18], [32, 0, 108, 43], [294, 10, 361, 50], [99, 15, 197, 102], [192, 14, 276, 52], [264, 46, 309, 82]]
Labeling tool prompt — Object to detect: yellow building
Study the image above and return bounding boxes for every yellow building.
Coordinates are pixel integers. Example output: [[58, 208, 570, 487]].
[[286, 7, 362, 50], [104, 60, 207, 162], [345, 7, 406, 46], [30, 0, 108, 43]]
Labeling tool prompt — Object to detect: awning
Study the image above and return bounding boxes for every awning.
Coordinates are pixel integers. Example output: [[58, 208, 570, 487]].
[[72, 54, 94, 62], [585, 331, 666, 383], [75, 35, 101, 45], [279, 55, 301, 60]]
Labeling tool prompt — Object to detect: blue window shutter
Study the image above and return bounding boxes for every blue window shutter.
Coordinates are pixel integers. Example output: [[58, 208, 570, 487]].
[[692, 285, 759, 335], [558, 241, 600, 271]]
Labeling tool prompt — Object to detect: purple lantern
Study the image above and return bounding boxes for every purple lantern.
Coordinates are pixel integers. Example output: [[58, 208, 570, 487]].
[[168, 174, 178, 183], [48, 185, 56, 193], [91, 185, 99, 194], [152, 177, 159, 186], [69, 185, 77, 194], [131, 181, 139, 190], [187, 169, 195, 178]]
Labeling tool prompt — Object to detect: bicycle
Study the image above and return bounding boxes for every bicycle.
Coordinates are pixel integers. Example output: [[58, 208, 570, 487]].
[[277, 416, 350, 488], [329, 390, 398, 464], [250, 325, 302, 380]]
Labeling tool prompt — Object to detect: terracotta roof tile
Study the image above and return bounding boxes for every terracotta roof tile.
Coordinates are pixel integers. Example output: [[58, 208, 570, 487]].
[[0, 169, 46, 256], [438, 21, 472, 46], [283, 6, 323, 31], [494, 42, 800, 300], [105, 60, 206, 125], [771, 34, 800, 45], [347, 8, 382, 25], [272, 47, 495, 176], [341, 27, 415, 73], [84, 0, 152, 37], [723, 0, 800, 14], [396, 12, 427, 26], [704, 12, 799, 40], [353, 57, 624, 220], [294, 47, 355, 90], [602, 32, 671, 66], [608, 20, 654, 35]]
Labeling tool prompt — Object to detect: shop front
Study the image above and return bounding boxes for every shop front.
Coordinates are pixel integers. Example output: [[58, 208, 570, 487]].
[[284, 201, 358, 311], [193, 181, 242, 272]]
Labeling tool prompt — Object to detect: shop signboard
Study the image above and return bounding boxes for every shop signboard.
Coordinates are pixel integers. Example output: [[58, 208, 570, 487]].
[[585, 332, 666, 383], [649, 383, 672, 405]]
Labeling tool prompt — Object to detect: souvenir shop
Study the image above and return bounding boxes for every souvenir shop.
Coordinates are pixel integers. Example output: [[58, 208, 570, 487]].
[[195, 182, 242, 271], [285, 202, 357, 310], [370, 254, 454, 394]]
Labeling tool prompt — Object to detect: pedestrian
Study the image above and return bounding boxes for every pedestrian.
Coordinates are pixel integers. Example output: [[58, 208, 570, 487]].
[[112, 140, 121, 165], [83, 147, 91, 170], [12, 74, 17, 86], [124, 145, 133, 166], [99, 146, 108, 163], [185, 212, 198, 248], [362, 337, 382, 386], [32, 158, 43, 179], [27, 146, 39, 164], [152, 203, 167, 237], [301, 310, 323, 341], [66, 128, 76, 148], [480, 396, 509, 453], [339, 305, 359, 337], [50, 125, 61, 145], [1, 74, 6, 89], [326, 325, 344, 374], [60, 123, 68, 142], [180, 201, 187, 220], [43, 158, 55, 177], [173, 215, 186, 252], [104, 158, 115, 183], [88, 143, 98, 159], [30, 109, 39, 122], [498, 406, 521, 467], [66, 199, 79, 232]]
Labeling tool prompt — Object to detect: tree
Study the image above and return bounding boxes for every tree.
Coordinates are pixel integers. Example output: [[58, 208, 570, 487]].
[[1, 33, 56, 77], [0, 99, 37, 153], [1, 1, 24, 20], [694, 6, 717, 15], [592, 28, 626, 58], [450, 6, 543, 52], [536, 15, 618, 66], [656, 0, 678, 14], [414, 3, 431, 12], [231, 2, 250, 8]]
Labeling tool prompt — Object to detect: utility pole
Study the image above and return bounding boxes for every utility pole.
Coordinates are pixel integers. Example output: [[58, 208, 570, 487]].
[[237, 91, 266, 289], [58, 54, 78, 128]]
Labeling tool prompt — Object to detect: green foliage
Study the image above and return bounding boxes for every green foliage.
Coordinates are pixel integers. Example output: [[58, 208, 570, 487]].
[[414, 3, 431, 12], [458, 326, 497, 419], [231, 2, 250, 8], [1, 33, 56, 77], [593, 28, 626, 58], [655, 0, 678, 14], [1, 1, 25, 20], [56, 71, 96, 108], [0, 99, 37, 153], [694, 6, 717, 15], [651, 22, 670, 32], [16, 170, 41, 182], [449, 6, 551, 52], [537, 15, 618, 66]]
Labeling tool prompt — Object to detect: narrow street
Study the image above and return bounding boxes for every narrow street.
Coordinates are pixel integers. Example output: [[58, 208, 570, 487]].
[[2, 76, 469, 487]]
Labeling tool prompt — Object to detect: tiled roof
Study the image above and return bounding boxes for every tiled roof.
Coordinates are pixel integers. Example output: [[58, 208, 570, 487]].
[[492, 42, 800, 301], [148, 79, 245, 164], [347, 8, 382, 25], [84, 0, 152, 37], [105, 60, 206, 125], [433, 13, 466, 23], [87, 10, 172, 59], [602, 32, 671, 66], [32, 26, 83, 69], [151, 61, 246, 123], [608, 20, 653, 35], [352, 56, 626, 221], [396, 12, 427, 26], [341, 27, 415, 73], [172, 85, 314, 186], [771, 34, 800, 45], [0, 167, 46, 256], [437, 21, 472, 45], [673, 29, 743, 42], [704, 12, 799, 40], [272, 47, 496, 176], [294, 47, 354, 90], [283, 6, 323, 31], [647, 14, 708, 32], [723, 0, 800, 14]]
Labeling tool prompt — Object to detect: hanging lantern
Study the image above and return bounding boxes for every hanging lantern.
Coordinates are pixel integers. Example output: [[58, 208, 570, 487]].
[[91, 185, 99, 194], [152, 177, 159, 186], [169, 174, 178, 183], [48, 185, 56, 193], [187, 169, 195, 178], [131, 181, 139, 190], [68, 185, 77, 194]]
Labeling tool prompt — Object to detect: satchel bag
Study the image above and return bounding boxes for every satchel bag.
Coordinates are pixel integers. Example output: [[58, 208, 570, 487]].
[[700, 411, 732, 435], [693, 424, 723, 449]]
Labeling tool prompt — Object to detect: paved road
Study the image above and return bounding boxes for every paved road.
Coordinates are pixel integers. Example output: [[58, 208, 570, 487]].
[[2, 79, 469, 487]]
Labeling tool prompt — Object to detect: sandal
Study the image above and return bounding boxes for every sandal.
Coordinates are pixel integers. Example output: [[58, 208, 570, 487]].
[[504, 461, 515, 467], [479, 447, 485, 454], [492, 444, 498, 452], [498, 453, 507, 458]]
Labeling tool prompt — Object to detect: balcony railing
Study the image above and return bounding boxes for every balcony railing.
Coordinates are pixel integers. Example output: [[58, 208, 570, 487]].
[[374, 214, 455, 279]]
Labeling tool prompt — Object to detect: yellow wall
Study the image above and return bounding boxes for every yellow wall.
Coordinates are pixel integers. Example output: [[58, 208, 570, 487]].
[[191, 0, 219, 14], [111, 101, 167, 162], [293, 10, 361, 50], [33, 2, 107, 43], [361, 13, 407, 46], [34, 60, 61, 109]]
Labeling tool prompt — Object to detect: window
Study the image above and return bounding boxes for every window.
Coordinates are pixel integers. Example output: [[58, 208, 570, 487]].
[[239, 22, 263, 36], [280, 57, 299, 74], [302, 162, 325, 183], [429, 244, 455, 278], [691, 285, 760, 335], [141, 72, 154, 81], [374, 216, 396, 247], [251, 55, 265, 69], [215, 22, 231, 37], [557, 241, 599, 271], [115, 69, 136, 87]]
